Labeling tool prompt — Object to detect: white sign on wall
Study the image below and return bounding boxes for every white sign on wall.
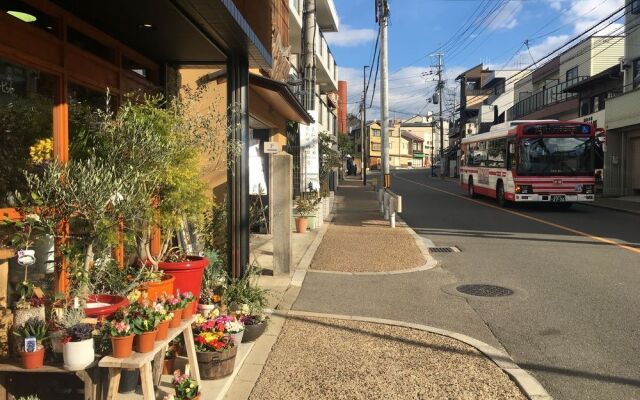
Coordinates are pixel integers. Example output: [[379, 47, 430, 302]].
[[263, 142, 280, 154], [249, 136, 268, 195], [300, 110, 320, 191]]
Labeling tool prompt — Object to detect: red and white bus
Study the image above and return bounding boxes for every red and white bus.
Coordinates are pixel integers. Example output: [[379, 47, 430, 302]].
[[460, 120, 598, 208]]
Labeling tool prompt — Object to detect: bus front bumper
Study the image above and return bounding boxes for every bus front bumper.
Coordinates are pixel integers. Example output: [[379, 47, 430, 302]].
[[514, 194, 595, 202]]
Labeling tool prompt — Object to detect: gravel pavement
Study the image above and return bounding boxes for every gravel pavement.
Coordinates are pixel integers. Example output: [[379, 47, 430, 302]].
[[250, 316, 526, 400], [310, 182, 425, 272]]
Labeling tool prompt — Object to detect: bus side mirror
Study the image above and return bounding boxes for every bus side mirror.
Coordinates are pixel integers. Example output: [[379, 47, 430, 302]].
[[509, 143, 515, 154]]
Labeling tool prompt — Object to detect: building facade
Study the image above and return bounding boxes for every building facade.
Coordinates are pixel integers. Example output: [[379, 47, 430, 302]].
[[604, 0, 640, 196]]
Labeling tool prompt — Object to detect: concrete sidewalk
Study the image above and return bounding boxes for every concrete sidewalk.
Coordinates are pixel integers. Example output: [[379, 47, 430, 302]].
[[586, 195, 640, 215]]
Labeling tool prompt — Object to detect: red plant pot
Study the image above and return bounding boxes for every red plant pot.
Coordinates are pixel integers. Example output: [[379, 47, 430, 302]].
[[157, 256, 208, 303], [134, 331, 158, 353], [84, 294, 129, 320], [156, 320, 170, 341], [21, 347, 45, 369], [182, 301, 195, 320], [169, 308, 183, 328], [111, 335, 134, 359]]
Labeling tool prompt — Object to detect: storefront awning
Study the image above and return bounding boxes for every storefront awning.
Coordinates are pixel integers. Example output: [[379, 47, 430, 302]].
[[51, 0, 271, 68], [249, 74, 313, 125]]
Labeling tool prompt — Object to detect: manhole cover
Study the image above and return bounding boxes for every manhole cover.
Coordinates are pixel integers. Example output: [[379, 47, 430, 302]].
[[456, 284, 513, 297], [429, 247, 460, 253]]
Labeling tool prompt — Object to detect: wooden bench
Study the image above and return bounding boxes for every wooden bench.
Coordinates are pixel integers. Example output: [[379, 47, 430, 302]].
[[0, 359, 101, 400], [99, 316, 200, 400]]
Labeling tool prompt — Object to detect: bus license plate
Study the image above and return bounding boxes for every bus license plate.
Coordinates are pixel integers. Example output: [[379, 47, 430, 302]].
[[551, 195, 565, 202]]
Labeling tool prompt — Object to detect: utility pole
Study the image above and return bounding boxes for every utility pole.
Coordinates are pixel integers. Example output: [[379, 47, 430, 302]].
[[302, 0, 316, 111], [362, 65, 369, 185], [378, 0, 390, 188], [436, 51, 444, 178]]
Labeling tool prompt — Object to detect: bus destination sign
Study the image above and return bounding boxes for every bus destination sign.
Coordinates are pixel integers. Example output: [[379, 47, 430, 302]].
[[523, 123, 591, 136]]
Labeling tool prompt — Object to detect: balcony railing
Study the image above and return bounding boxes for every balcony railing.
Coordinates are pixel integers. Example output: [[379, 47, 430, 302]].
[[507, 76, 588, 121]]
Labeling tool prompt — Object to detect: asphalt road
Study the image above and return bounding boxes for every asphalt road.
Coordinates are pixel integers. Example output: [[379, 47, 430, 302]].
[[389, 170, 640, 400]]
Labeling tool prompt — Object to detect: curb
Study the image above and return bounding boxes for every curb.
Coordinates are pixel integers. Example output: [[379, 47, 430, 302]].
[[580, 201, 640, 216], [284, 310, 553, 400]]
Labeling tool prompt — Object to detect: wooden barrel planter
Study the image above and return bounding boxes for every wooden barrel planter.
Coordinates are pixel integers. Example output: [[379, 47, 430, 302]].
[[197, 346, 237, 380]]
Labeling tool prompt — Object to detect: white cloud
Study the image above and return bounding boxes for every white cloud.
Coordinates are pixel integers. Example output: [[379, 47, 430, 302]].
[[486, 1, 523, 31], [325, 25, 377, 47]]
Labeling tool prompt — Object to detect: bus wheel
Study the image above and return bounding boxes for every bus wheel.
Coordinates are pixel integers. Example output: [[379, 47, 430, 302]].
[[468, 177, 476, 198], [496, 181, 506, 207]]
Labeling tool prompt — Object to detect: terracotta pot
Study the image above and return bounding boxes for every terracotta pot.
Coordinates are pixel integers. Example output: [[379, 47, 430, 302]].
[[111, 335, 134, 358], [295, 217, 308, 233], [139, 274, 175, 302], [181, 301, 195, 320], [197, 346, 237, 380], [242, 321, 268, 343], [21, 347, 45, 369], [157, 256, 208, 305], [156, 320, 170, 341], [84, 294, 129, 320], [169, 308, 183, 328], [162, 357, 176, 375], [134, 330, 157, 353]]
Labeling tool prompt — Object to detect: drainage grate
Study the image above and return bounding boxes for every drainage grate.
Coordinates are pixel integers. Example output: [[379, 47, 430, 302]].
[[429, 247, 459, 253], [456, 284, 514, 297]]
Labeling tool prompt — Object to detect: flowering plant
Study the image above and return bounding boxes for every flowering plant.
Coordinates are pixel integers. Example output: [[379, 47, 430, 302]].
[[178, 291, 195, 308], [172, 370, 200, 400], [128, 303, 159, 334], [62, 323, 93, 343], [154, 301, 174, 322], [215, 315, 244, 334], [161, 294, 182, 311], [108, 320, 132, 337], [240, 314, 268, 326], [193, 330, 234, 353]]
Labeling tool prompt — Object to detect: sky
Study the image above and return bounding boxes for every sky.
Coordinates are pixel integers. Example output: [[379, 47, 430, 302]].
[[324, 0, 625, 120]]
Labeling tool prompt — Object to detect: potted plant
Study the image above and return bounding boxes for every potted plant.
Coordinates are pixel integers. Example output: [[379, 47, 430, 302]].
[[13, 317, 48, 369], [294, 197, 315, 233], [170, 370, 200, 400], [215, 315, 244, 346], [130, 303, 159, 353], [162, 294, 184, 328], [179, 291, 196, 320], [49, 307, 84, 361], [153, 300, 173, 341], [108, 311, 133, 359], [223, 266, 270, 342], [62, 322, 95, 370], [193, 319, 236, 380], [198, 250, 225, 318]]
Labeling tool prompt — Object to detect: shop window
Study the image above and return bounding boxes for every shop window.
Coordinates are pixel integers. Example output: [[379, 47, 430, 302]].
[[67, 27, 114, 63], [0, 59, 56, 208], [68, 83, 109, 160], [122, 56, 148, 78], [0, 0, 60, 36]]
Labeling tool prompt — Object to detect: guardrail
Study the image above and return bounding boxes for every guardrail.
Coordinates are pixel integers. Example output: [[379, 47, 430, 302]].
[[373, 178, 402, 228]]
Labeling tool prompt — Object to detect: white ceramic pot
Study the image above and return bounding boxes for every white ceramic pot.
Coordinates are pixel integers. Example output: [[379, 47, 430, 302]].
[[230, 330, 244, 346], [63, 338, 95, 370], [197, 303, 217, 319]]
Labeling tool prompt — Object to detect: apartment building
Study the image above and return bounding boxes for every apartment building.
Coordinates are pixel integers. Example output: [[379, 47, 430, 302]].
[[604, 0, 640, 196], [508, 36, 624, 121]]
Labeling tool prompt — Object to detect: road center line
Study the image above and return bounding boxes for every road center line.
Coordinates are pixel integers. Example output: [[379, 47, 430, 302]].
[[394, 174, 640, 255]]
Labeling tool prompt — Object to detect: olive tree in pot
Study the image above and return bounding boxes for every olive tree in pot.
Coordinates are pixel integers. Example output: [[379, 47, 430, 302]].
[[294, 197, 316, 233]]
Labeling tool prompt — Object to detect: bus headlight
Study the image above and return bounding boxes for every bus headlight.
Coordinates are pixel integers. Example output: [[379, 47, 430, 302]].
[[516, 185, 533, 194]]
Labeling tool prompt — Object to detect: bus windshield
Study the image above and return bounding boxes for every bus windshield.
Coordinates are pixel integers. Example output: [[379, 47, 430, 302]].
[[518, 137, 594, 176]]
